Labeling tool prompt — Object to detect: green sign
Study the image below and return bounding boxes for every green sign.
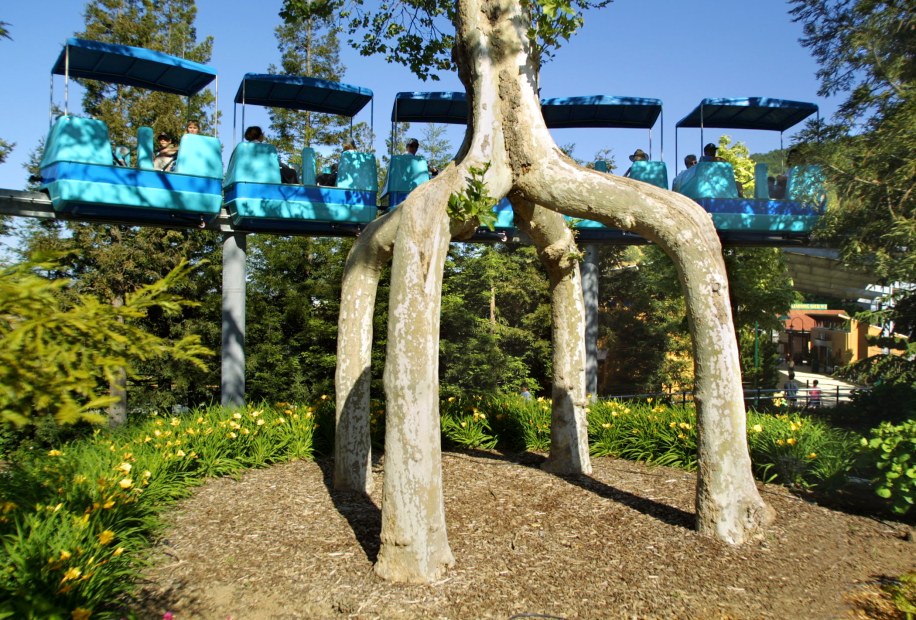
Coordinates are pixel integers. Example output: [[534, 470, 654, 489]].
[[791, 303, 829, 310]]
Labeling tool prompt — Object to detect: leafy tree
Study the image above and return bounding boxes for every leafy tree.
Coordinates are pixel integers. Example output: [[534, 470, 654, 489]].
[[789, 0, 915, 284], [750, 147, 788, 177], [268, 16, 351, 167], [440, 243, 551, 397], [287, 0, 772, 581], [0, 255, 210, 427], [716, 135, 756, 197], [78, 0, 216, 144]]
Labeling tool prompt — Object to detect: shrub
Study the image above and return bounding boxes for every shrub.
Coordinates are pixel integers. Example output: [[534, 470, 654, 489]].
[[746, 411, 859, 489], [861, 419, 916, 515]]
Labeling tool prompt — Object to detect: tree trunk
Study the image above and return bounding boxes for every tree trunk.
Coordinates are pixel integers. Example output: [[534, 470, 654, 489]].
[[335, 0, 774, 584], [334, 211, 400, 493], [512, 198, 591, 475], [108, 294, 127, 426]]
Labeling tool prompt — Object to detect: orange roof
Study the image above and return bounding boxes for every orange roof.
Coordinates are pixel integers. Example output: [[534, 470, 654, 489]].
[[784, 309, 848, 331]]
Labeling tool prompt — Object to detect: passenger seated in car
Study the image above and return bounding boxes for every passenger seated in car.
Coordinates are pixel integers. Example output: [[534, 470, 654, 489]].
[[154, 133, 178, 171]]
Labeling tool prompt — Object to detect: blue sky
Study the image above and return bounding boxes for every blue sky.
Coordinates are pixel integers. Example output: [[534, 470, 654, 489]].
[[0, 0, 838, 192]]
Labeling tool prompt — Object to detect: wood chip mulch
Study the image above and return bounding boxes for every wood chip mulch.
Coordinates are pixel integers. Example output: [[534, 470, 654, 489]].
[[137, 451, 914, 619]]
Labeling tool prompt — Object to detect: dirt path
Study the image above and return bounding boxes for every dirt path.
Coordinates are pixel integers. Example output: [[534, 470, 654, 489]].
[[138, 452, 914, 619]]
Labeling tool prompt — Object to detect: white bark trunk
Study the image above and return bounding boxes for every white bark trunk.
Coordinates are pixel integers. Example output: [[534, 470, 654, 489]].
[[334, 211, 400, 493], [334, 0, 774, 585], [512, 198, 591, 475]]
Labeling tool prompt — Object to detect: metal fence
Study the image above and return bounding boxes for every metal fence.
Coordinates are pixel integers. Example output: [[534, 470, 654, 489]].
[[604, 383, 863, 410]]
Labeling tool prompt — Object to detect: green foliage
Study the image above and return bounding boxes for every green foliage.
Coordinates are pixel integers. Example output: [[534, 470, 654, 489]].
[[440, 244, 551, 397], [861, 419, 916, 515], [441, 397, 499, 450], [448, 162, 498, 230], [0, 402, 317, 618], [746, 411, 859, 489], [0, 256, 211, 427], [716, 135, 756, 196], [789, 0, 916, 285], [281, 0, 611, 80], [881, 572, 916, 617], [832, 355, 916, 427], [589, 400, 698, 469], [78, 0, 216, 145]]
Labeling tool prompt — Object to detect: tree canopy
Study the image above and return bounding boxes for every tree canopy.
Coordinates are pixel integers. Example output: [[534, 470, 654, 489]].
[[790, 0, 915, 284], [280, 0, 611, 80]]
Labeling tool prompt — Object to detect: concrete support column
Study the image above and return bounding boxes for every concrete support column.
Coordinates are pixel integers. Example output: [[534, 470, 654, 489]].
[[582, 244, 599, 401], [221, 232, 247, 408]]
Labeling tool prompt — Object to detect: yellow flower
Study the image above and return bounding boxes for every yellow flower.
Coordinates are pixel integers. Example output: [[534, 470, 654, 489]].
[[233, 412, 242, 419], [776, 439, 785, 446], [117, 462, 132, 474], [113, 547, 124, 557], [256, 418, 265, 426], [59, 550, 72, 561], [1, 501, 17, 513], [97, 530, 115, 545], [807, 452, 817, 459], [669, 422, 677, 428], [71, 607, 92, 620], [102, 500, 115, 510], [448, 396, 455, 402], [196, 416, 204, 424], [119, 478, 133, 489], [786, 437, 797, 446], [142, 470, 152, 479], [752, 424, 763, 433], [601, 422, 612, 429], [678, 433, 687, 440], [321, 394, 329, 401], [61, 567, 82, 583], [153, 429, 162, 438], [789, 422, 799, 432], [241, 428, 250, 435], [176, 450, 186, 458], [48, 449, 63, 457], [228, 432, 237, 439], [170, 417, 181, 427]]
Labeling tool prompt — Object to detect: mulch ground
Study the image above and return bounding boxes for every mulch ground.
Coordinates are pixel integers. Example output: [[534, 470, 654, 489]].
[[137, 451, 914, 619]]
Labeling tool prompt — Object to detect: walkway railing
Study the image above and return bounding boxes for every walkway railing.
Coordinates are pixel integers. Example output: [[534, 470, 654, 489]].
[[603, 384, 863, 410]]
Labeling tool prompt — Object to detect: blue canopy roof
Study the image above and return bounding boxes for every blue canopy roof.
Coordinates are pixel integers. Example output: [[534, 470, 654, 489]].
[[392, 92, 662, 129], [541, 96, 662, 129], [51, 38, 216, 97], [392, 92, 467, 124], [676, 97, 818, 132], [235, 73, 373, 117]]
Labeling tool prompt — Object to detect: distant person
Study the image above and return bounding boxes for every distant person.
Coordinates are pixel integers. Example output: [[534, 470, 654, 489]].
[[244, 125, 298, 184], [186, 119, 201, 135], [784, 372, 799, 408], [520, 385, 532, 400], [623, 148, 648, 178], [154, 132, 178, 171], [672, 154, 697, 191], [699, 142, 723, 163], [771, 174, 787, 199], [807, 379, 822, 409], [404, 137, 438, 175]]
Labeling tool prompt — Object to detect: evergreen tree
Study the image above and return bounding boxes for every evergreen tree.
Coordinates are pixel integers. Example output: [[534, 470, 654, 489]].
[[78, 0, 216, 143], [789, 0, 915, 284], [268, 17, 351, 166], [16, 0, 222, 417]]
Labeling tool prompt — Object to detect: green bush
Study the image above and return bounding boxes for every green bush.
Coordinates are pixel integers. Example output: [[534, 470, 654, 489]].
[[746, 411, 859, 489], [588, 399, 697, 470], [0, 402, 316, 618], [861, 419, 916, 515]]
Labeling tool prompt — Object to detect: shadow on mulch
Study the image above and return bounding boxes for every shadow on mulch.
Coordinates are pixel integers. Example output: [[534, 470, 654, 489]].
[[315, 458, 382, 563], [458, 448, 696, 530], [316, 448, 696, 568]]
